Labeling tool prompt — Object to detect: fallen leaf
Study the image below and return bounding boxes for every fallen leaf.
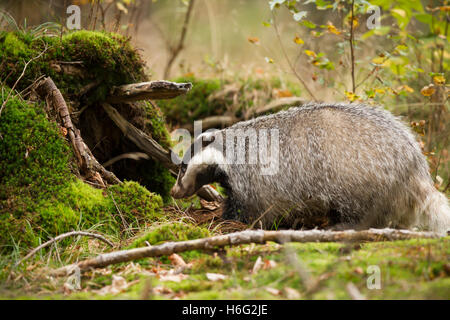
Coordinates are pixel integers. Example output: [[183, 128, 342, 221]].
[[206, 273, 228, 281], [252, 256, 264, 274], [265, 287, 281, 296], [284, 287, 301, 299], [159, 273, 189, 282], [169, 254, 187, 267]]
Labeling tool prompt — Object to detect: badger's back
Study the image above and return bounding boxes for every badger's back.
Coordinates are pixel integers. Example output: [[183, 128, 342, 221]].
[[220, 103, 449, 233]]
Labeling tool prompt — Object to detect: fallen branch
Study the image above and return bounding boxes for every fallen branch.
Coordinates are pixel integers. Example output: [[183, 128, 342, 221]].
[[52, 228, 440, 276], [36, 77, 120, 185], [102, 152, 150, 167], [107, 80, 192, 103], [17, 231, 114, 266], [101, 102, 222, 202], [245, 96, 307, 119]]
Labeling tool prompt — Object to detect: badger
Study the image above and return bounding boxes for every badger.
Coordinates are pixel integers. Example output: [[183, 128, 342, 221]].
[[170, 103, 450, 234]]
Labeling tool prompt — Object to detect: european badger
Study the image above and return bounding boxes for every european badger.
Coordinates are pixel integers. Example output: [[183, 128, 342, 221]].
[[170, 103, 450, 234]]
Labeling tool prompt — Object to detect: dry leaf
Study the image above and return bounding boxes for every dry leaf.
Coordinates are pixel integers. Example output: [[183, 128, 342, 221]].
[[169, 254, 187, 267], [159, 273, 189, 282], [284, 287, 301, 299], [265, 287, 281, 296], [252, 256, 264, 274], [248, 37, 260, 44], [263, 259, 277, 270], [206, 273, 228, 281]]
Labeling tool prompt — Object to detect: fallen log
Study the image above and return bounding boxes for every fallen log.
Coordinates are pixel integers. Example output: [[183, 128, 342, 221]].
[[107, 80, 192, 103], [36, 77, 120, 185], [51, 228, 441, 276], [101, 102, 223, 203]]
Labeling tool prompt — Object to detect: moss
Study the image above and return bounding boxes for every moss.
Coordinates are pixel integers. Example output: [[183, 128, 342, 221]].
[[157, 76, 302, 127], [129, 222, 211, 262], [0, 30, 146, 103], [0, 96, 164, 250], [108, 181, 164, 224], [130, 222, 211, 248]]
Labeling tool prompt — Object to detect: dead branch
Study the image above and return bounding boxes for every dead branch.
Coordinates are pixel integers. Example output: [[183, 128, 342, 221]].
[[102, 152, 150, 167], [107, 81, 192, 103], [52, 228, 440, 275], [16, 231, 114, 266], [36, 77, 120, 185], [181, 97, 307, 132], [102, 102, 176, 171], [101, 102, 222, 202], [182, 115, 237, 132], [245, 96, 307, 119], [164, 0, 196, 78]]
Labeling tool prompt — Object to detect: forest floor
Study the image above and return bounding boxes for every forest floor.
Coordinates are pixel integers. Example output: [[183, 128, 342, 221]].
[[1, 204, 449, 300]]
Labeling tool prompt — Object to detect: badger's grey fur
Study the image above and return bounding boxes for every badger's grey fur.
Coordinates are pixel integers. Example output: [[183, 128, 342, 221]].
[[171, 103, 450, 234]]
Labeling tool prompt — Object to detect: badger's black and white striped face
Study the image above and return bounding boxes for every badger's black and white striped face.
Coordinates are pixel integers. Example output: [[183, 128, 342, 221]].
[[170, 133, 224, 199]]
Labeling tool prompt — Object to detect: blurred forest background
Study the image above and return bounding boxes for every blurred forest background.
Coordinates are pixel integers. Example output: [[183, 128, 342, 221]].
[[0, 0, 449, 300]]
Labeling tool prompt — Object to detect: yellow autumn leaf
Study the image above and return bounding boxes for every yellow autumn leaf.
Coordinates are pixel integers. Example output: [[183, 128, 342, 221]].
[[375, 88, 386, 94], [420, 84, 436, 97], [398, 85, 414, 93], [293, 36, 304, 45], [345, 91, 359, 102], [304, 50, 316, 57], [348, 16, 358, 28], [273, 89, 293, 98], [433, 75, 445, 85], [248, 37, 260, 44], [327, 22, 341, 35]]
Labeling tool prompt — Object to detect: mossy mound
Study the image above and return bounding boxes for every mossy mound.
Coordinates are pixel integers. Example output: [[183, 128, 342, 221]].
[[0, 95, 163, 251], [158, 76, 302, 128], [0, 30, 174, 199], [130, 222, 211, 248], [0, 30, 146, 103]]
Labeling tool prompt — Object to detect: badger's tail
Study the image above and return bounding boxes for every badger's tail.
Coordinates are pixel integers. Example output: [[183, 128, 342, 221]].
[[417, 185, 450, 235]]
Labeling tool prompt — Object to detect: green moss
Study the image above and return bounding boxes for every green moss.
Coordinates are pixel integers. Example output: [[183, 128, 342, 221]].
[[130, 222, 211, 248], [0, 30, 146, 103], [108, 181, 164, 224], [0, 96, 164, 251]]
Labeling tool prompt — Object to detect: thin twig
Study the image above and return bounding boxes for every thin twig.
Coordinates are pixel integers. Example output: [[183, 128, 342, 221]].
[[349, 0, 356, 93], [271, 11, 317, 101], [16, 231, 114, 266], [163, 0, 196, 78], [52, 228, 441, 275]]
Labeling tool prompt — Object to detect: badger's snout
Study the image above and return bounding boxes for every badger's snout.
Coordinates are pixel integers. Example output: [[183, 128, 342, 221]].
[[170, 184, 183, 199]]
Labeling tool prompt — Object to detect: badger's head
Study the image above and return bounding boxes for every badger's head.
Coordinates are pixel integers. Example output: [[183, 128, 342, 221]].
[[170, 132, 224, 199]]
